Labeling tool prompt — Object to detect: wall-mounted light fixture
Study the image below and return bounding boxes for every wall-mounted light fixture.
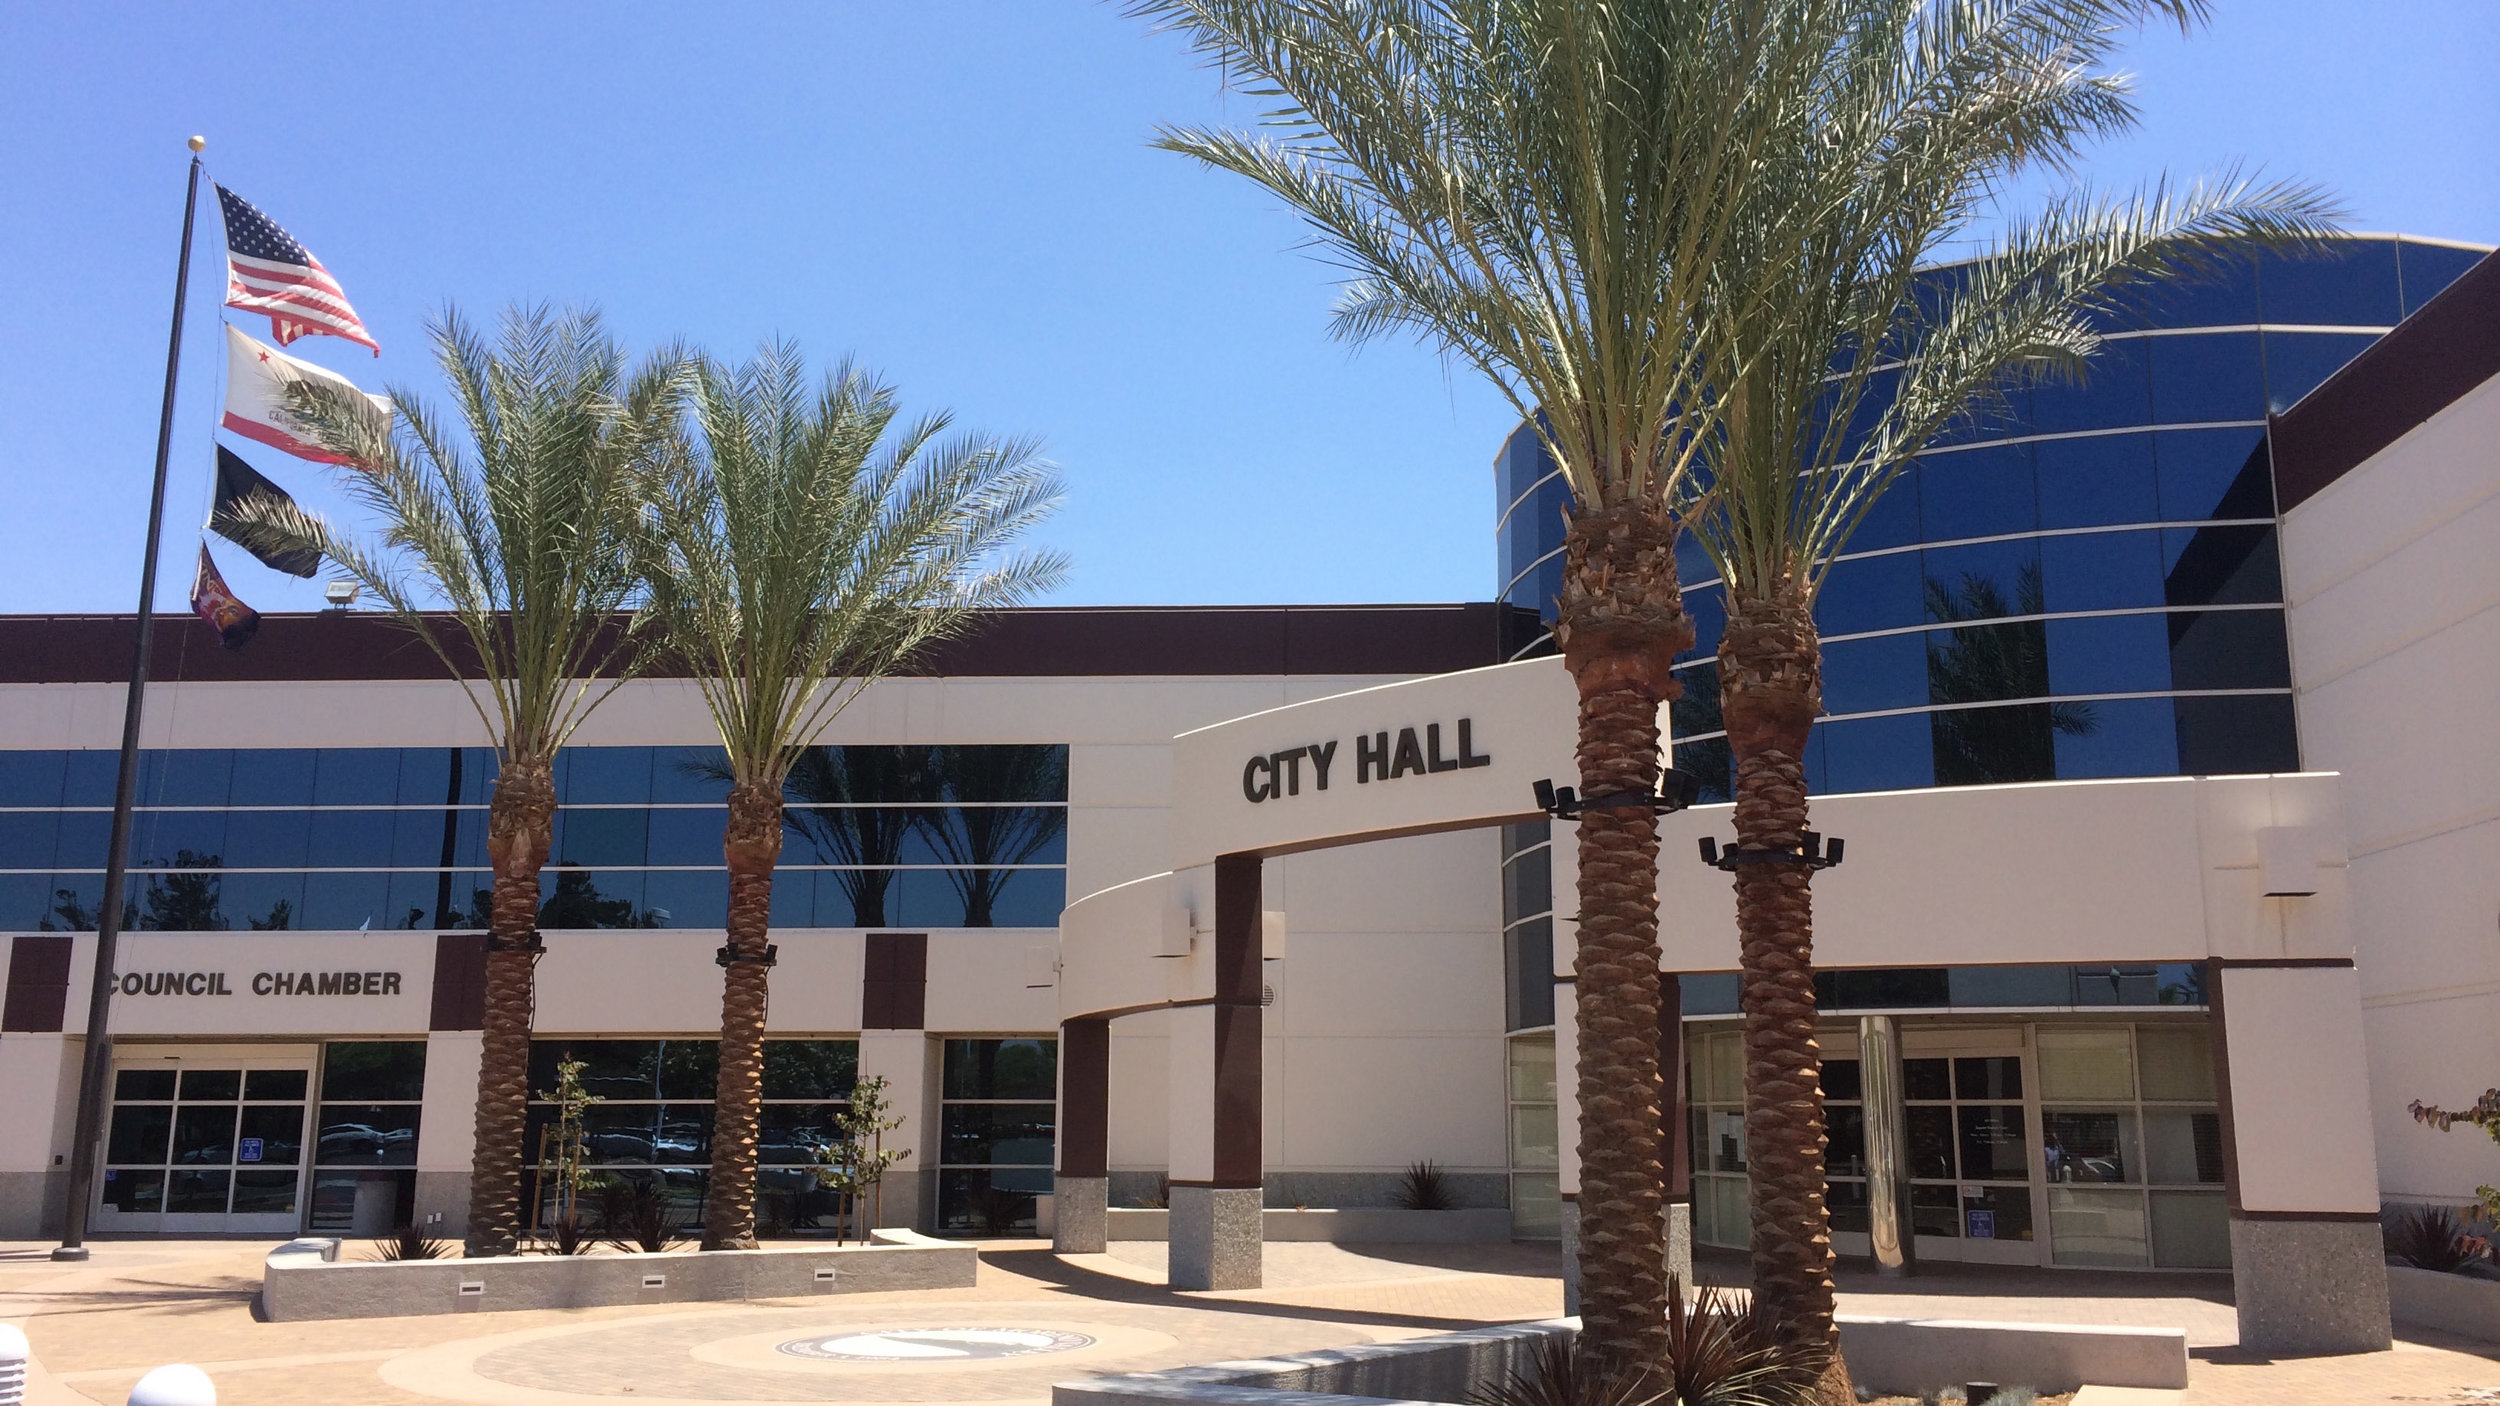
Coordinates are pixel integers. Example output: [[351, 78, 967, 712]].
[[1532, 768, 1701, 822], [1698, 831, 1845, 872]]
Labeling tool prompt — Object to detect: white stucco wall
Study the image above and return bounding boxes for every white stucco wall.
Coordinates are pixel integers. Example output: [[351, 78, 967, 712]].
[[2283, 368, 2500, 1205]]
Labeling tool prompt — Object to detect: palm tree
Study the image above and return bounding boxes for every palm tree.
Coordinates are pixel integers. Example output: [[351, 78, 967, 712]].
[[1132, 0, 1845, 1367], [638, 346, 1065, 1250], [222, 306, 678, 1257], [1673, 0, 2338, 1382]]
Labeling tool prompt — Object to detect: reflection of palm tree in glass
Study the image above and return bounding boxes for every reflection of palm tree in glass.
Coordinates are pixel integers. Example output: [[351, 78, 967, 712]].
[[779, 746, 936, 927], [914, 746, 1068, 927], [1925, 563, 2094, 785], [1668, 661, 1734, 804], [141, 851, 227, 932], [538, 866, 661, 930]]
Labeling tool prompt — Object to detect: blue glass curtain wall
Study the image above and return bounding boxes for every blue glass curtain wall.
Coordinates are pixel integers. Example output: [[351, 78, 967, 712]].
[[0, 744, 1069, 932]]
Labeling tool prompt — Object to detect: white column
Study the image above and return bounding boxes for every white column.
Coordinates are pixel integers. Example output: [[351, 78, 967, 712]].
[[413, 1031, 480, 1238], [856, 1030, 932, 1232]]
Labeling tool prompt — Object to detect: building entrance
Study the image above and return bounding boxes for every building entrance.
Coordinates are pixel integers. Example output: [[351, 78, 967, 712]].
[[100, 1043, 317, 1235]]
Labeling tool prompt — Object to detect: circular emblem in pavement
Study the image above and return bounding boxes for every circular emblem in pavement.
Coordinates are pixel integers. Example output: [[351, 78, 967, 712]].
[[776, 1328, 1098, 1363]]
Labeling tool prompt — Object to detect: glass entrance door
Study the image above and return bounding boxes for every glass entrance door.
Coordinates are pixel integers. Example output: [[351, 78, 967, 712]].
[[101, 1049, 313, 1234]]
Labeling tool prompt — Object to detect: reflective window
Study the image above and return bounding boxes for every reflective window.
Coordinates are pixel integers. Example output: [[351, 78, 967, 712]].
[[1931, 703, 2065, 786], [2035, 433, 2158, 530], [1821, 634, 1927, 716], [1817, 554, 1922, 637], [2255, 240, 2401, 327], [142, 751, 235, 807], [1680, 586, 1726, 663], [2261, 331, 2378, 413], [2108, 257, 2260, 330], [2174, 695, 2299, 776], [562, 747, 655, 805], [1820, 714, 1934, 794], [63, 751, 121, 807], [2153, 429, 2273, 522], [1848, 463, 1922, 552], [2040, 531, 2165, 613], [2163, 526, 2281, 608], [312, 750, 401, 807], [2168, 610, 2292, 691], [1924, 540, 2042, 622], [2046, 615, 2172, 696], [0, 750, 67, 808], [937, 1037, 1057, 1236], [2399, 241, 2489, 317], [2147, 333, 2265, 425], [1918, 444, 2037, 540], [2027, 339, 2151, 434], [228, 749, 317, 806]]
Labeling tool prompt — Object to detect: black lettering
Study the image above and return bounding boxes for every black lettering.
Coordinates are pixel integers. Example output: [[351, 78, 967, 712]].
[[296, 971, 313, 994], [1356, 731, 1390, 784], [215, 972, 230, 995], [1276, 746, 1307, 796], [346, 972, 366, 995], [318, 973, 342, 995], [1426, 723, 1459, 773], [1242, 755, 1273, 804], [1309, 740, 1337, 790], [1458, 717, 1492, 768], [1391, 727, 1427, 779], [254, 972, 273, 996], [120, 973, 141, 996], [143, 973, 166, 996], [363, 971, 382, 995], [383, 972, 403, 996], [185, 973, 207, 995]]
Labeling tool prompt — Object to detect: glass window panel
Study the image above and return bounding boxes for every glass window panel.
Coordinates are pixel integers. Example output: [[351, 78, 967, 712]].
[[1926, 619, 2053, 707], [1924, 540, 2042, 622], [171, 1104, 238, 1165], [767, 867, 814, 927], [135, 866, 227, 932], [222, 872, 305, 931], [1962, 1184, 2034, 1242], [561, 748, 653, 805], [2029, 340, 2152, 434], [2033, 433, 2159, 531], [306, 810, 396, 869], [1820, 714, 1935, 795], [0, 811, 60, 871], [454, 749, 501, 805], [2039, 1030, 2136, 1100], [553, 808, 647, 868], [1672, 739, 1734, 807], [2256, 241, 2401, 327], [1910, 1182, 1962, 1238], [1681, 587, 1727, 664], [133, 815, 229, 878], [62, 751, 120, 807], [2050, 1185, 2149, 1266], [53, 811, 109, 873], [2174, 695, 2299, 775], [2164, 526, 2282, 608], [1931, 703, 2060, 787], [230, 1169, 299, 1214], [2137, 1027, 2217, 1100], [237, 1104, 305, 1166], [1510, 1104, 1560, 1171], [322, 1042, 428, 1102], [2168, 611, 2292, 691], [651, 1106, 712, 1163], [2149, 1189, 2231, 1268], [2144, 1110, 2225, 1185], [2263, 331, 2379, 414], [1506, 918, 1556, 1032], [1824, 1057, 1862, 1102], [147, 751, 234, 807], [314, 1104, 421, 1166], [1827, 1105, 1867, 1177], [1702, 1034, 1743, 1103], [1824, 968, 1951, 1009], [101, 1168, 167, 1213], [1822, 634, 1928, 716], [1502, 848, 1552, 928], [390, 806, 458, 868], [41, 872, 109, 931], [1669, 660, 1722, 740], [108, 1102, 173, 1163], [299, 872, 390, 931], [0, 750, 67, 808], [940, 1103, 1056, 1166], [117, 1068, 176, 1101], [1512, 1172, 1562, 1239], [538, 867, 649, 929], [1918, 444, 2038, 540], [2148, 333, 2265, 425], [0, 872, 54, 929], [180, 1069, 241, 1101], [2046, 614, 2172, 696], [166, 1169, 232, 1213], [941, 867, 1066, 929], [646, 746, 729, 804], [646, 807, 725, 865], [642, 870, 728, 929], [2154, 428, 2274, 522], [222, 809, 311, 870], [944, 1038, 1057, 1101], [1907, 1105, 1955, 1179], [2039, 531, 2166, 614], [2053, 697, 2181, 781], [1510, 1038, 1558, 1103], [1502, 820, 1551, 859], [935, 1169, 1038, 1235], [1904, 1058, 1951, 1101], [762, 1041, 859, 1101], [2400, 241, 2490, 317], [2122, 258, 2262, 330], [1946, 965, 2069, 1007], [758, 1103, 846, 1166], [1826, 1177, 1870, 1234], [2044, 1108, 2138, 1184], [1817, 553, 1924, 637], [1849, 466, 1922, 552], [1706, 1109, 1748, 1173], [2155, 964, 2209, 1006], [1954, 1057, 2023, 1100], [394, 748, 454, 807], [227, 749, 317, 806], [312, 749, 401, 806], [245, 1069, 308, 1101], [1957, 1104, 2030, 1181]]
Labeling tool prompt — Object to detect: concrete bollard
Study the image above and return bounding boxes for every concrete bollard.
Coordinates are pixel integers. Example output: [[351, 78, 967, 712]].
[[1, 1322, 27, 1406], [127, 1364, 216, 1406]]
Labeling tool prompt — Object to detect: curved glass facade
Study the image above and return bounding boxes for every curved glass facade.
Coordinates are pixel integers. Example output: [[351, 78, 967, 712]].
[[1493, 235, 2492, 799]]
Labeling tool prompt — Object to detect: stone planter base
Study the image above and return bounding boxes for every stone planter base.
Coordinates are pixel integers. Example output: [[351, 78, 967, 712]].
[[2388, 1262, 2500, 1342], [262, 1228, 976, 1322]]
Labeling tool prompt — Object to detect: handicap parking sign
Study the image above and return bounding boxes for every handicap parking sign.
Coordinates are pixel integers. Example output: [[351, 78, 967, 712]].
[[1967, 1209, 1995, 1239], [239, 1137, 264, 1163]]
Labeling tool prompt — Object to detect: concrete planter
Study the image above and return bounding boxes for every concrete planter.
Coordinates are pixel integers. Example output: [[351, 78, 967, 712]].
[[262, 1228, 976, 1322], [1104, 1207, 1512, 1244], [1053, 1314, 2188, 1406], [2388, 1263, 2500, 1341]]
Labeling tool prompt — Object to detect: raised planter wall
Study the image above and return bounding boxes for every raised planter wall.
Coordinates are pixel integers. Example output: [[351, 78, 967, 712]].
[[1104, 1207, 1512, 1244], [2388, 1263, 2500, 1342], [262, 1228, 977, 1322]]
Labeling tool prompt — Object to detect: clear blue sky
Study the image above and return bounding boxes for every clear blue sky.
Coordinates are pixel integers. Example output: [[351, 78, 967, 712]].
[[3, 2, 2492, 617]]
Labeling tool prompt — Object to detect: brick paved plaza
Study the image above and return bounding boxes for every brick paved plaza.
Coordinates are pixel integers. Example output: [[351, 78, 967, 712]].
[[3, 1239, 2497, 1405]]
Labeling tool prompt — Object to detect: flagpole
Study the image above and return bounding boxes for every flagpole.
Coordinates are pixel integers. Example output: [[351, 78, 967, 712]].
[[53, 136, 209, 1262]]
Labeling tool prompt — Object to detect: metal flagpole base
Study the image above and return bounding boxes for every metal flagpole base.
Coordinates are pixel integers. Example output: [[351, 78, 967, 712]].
[[50, 1246, 90, 1262]]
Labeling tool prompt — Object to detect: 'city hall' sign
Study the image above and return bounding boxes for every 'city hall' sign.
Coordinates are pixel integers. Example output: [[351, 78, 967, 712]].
[[1243, 718, 1491, 803]]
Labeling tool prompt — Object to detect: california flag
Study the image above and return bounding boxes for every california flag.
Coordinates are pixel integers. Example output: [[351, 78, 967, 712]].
[[222, 325, 391, 466]]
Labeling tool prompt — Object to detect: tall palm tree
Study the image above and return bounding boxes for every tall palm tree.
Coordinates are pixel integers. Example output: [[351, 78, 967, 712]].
[[1132, 0, 1844, 1367], [638, 347, 1065, 1250], [223, 306, 678, 1257], [1674, 0, 2338, 1382]]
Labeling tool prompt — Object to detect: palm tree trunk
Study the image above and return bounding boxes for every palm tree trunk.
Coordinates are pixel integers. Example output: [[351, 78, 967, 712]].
[[703, 779, 784, 1251], [1719, 588, 1850, 1401], [465, 753, 555, 1259], [1551, 492, 1690, 1373]]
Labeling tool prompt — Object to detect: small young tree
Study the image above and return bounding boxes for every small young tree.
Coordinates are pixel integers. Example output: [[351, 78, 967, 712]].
[[811, 1074, 912, 1244], [536, 1056, 602, 1249], [2412, 1092, 2500, 1221]]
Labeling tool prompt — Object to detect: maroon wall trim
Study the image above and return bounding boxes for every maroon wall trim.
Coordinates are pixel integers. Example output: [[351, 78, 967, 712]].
[[1209, 853, 1264, 1189], [428, 934, 487, 1032], [1659, 975, 1690, 1203], [0, 604, 1511, 686], [2272, 246, 2500, 512], [2, 934, 74, 1033], [862, 933, 928, 1031], [1057, 1017, 1110, 1178]]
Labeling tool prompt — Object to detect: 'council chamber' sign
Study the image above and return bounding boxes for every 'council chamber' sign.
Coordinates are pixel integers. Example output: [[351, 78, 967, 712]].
[[115, 968, 407, 998]]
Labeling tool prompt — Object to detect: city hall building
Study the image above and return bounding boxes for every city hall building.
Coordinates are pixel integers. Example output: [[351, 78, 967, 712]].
[[2, 234, 2495, 1346]]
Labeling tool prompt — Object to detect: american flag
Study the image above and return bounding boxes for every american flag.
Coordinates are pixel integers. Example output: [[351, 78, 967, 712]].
[[215, 185, 378, 354]]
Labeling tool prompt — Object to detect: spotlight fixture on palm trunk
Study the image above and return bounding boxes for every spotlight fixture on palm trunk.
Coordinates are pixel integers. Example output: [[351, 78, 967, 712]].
[[1532, 769, 1702, 822], [1698, 831, 1845, 871]]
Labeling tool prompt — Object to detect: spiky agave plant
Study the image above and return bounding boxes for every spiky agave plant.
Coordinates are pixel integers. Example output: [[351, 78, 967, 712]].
[[224, 307, 680, 1258], [1673, 0, 2340, 1389]]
